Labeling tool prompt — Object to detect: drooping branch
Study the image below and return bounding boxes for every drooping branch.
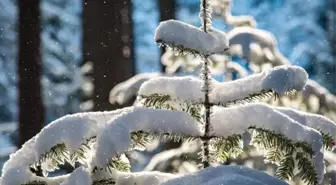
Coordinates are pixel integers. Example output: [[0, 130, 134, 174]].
[[0, 108, 132, 185], [92, 107, 202, 169], [274, 107, 336, 150], [138, 65, 308, 107], [210, 103, 325, 184], [228, 27, 290, 66]]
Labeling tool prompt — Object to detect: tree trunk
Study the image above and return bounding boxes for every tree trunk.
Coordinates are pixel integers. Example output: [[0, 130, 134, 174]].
[[159, 0, 176, 73], [83, 0, 135, 111], [18, 0, 44, 146]]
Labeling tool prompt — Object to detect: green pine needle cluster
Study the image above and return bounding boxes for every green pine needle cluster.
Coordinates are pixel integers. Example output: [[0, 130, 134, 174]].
[[211, 134, 243, 163], [320, 131, 334, 150], [250, 126, 317, 185], [214, 89, 276, 107], [32, 137, 96, 174], [92, 179, 116, 185], [140, 94, 203, 122], [106, 156, 131, 173], [156, 40, 210, 58]]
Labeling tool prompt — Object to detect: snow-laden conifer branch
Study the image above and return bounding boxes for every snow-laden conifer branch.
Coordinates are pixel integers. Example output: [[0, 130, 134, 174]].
[[210, 103, 325, 184], [211, 0, 257, 28], [274, 107, 336, 150], [109, 73, 163, 105], [138, 65, 308, 106], [303, 79, 336, 112], [140, 93, 203, 122], [211, 65, 308, 105], [0, 109, 132, 185], [154, 20, 229, 56], [228, 27, 291, 66], [92, 107, 202, 169], [162, 165, 288, 185]]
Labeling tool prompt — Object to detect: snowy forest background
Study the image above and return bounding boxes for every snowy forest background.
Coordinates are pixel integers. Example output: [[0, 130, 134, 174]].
[[0, 0, 335, 181]]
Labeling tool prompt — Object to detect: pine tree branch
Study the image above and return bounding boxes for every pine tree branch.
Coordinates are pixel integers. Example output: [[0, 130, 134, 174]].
[[249, 126, 318, 184], [139, 94, 203, 122], [211, 135, 243, 163], [31, 137, 96, 174]]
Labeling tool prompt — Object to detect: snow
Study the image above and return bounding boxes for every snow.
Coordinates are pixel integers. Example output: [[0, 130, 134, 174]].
[[116, 171, 177, 185], [109, 73, 163, 105], [35, 115, 98, 157], [227, 27, 290, 66], [138, 76, 203, 102], [210, 103, 325, 182], [275, 107, 336, 141], [162, 165, 288, 185], [154, 20, 229, 55], [36, 108, 133, 158], [0, 166, 34, 185], [92, 107, 202, 168], [139, 65, 308, 105], [228, 27, 276, 57], [60, 167, 92, 185], [260, 65, 308, 95]]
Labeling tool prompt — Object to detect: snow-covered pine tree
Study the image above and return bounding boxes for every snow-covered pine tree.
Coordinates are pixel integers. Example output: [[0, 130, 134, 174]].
[[1, 0, 336, 185]]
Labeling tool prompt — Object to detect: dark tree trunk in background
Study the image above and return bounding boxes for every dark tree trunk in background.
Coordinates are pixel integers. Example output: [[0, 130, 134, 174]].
[[159, 0, 176, 72], [83, 0, 135, 111], [18, 0, 44, 146]]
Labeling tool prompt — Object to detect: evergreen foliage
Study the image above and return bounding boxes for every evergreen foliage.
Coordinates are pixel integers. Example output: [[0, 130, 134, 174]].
[[2, 0, 335, 185]]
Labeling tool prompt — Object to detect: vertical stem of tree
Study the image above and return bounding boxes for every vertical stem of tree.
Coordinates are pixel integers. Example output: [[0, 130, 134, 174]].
[[202, 58, 211, 168], [200, 0, 211, 169]]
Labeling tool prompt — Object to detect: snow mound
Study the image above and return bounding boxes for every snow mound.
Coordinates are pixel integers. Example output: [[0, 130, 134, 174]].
[[139, 76, 203, 102], [162, 165, 288, 185], [154, 20, 229, 55], [109, 73, 163, 105], [261, 65, 308, 95]]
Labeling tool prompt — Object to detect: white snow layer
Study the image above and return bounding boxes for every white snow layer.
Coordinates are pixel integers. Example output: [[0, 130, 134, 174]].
[[0, 108, 132, 185], [275, 107, 336, 141], [115, 171, 177, 185], [139, 65, 308, 104], [109, 73, 163, 105], [260, 65, 307, 94], [60, 167, 92, 185], [154, 20, 229, 55], [92, 107, 202, 168], [35, 108, 133, 159], [162, 165, 288, 185], [138, 76, 203, 102], [211, 103, 325, 183]]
